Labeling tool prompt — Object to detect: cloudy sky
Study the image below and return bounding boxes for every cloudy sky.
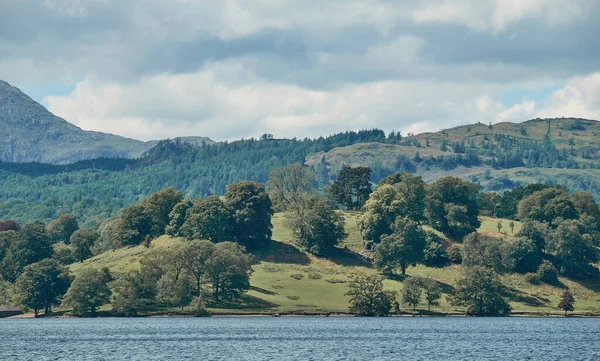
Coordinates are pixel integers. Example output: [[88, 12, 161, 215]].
[[1, 0, 600, 141]]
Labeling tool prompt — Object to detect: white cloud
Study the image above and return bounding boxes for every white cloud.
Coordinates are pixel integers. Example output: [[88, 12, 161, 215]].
[[535, 72, 600, 119], [412, 0, 590, 33]]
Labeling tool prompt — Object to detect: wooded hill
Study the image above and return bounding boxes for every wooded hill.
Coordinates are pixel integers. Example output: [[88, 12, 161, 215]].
[[0, 117, 599, 226]]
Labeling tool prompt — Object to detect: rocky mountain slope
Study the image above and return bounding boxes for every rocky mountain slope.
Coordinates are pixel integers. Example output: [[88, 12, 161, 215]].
[[0, 80, 213, 164]]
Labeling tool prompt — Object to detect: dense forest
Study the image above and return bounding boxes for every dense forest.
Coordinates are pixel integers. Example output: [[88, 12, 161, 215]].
[[1, 120, 600, 227]]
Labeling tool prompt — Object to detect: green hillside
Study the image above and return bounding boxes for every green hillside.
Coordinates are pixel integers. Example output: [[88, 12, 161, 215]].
[[67, 213, 600, 316]]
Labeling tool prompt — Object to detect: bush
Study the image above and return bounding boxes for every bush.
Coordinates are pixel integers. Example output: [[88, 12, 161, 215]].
[[524, 273, 541, 285], [191, 296, 211, 317], [422, 232, 448, 267], [447, 244, 463, 264], [536, 260, 559, 284]]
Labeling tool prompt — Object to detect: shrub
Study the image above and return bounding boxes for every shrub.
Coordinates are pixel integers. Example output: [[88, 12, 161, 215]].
[[447, 244, 463, 264], [524, 273, 541, 285], [290, 274, 304, 280], [536, 260, 559, 284]]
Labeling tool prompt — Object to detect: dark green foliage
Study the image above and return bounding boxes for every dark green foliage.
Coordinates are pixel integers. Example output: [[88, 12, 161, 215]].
[[165, 200, 193, 237], [548, 220, 598, 277], [225, 181, 273, 249], [285, 196, 347, 256], [402, 277, 422, 310], [422, 232, 448, 266], [517, 188, 578, 225], [373, 218, 426, 275], [449, 266, 511, 316], [422, 277, 442, 311], [519, 221, 552, 254], [46, 214, 79, 244], [182, 197, 234, 242], [111, 267, 160, 316], [479, 192, 501, 217], [447, 244, 463, 264], [13, 259, 71, 316], [346, 273, 395, 316], [205, 242, 253, 300], [558, 290, 575, 315], [503, 237, 540, 274], [63, 268, 112, 316], [536, 260, 559, 284], [426, 177, 480, 239], [52, 242, 75, 265], [330, 166, 372, 210], [496, 184, 554, 219], [462, 233, 504, 272], [70, 229, 98, 262], [0, 222, 53, 282]]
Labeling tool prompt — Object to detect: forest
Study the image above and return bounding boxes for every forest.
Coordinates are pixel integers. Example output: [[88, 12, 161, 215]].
[[0, 163, 598, 317]]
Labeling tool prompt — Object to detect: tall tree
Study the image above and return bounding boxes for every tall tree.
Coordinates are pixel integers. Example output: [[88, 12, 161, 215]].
[[267, 163, 315, 212], [345, 273, 395, 316], [422, 278, 442, 311], [70, 229, 98, 262], [205, 242, 253, 300], [14, 259, 71, 316], [165, 199, 194, 237], [426, 177, 480, 239], [402, 277, 422, 310], [225, 181, 274, 249], [0, 222, 53, 282], [286, 195, 347, 256], [182, 240, 215, 295], [63, 268, 111, 316], [373, 218, 426, 275], [449, 266, 511, 316], [462, 233, 504, 272], [548, 220, 597, 277], [517, 188, 578, 225], [182, 196, 234, 242], [46, 214, 79, 244], [330, 166, 372, 210]]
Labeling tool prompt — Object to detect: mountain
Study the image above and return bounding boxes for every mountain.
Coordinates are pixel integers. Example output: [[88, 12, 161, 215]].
[[0, 80, 212, 164]]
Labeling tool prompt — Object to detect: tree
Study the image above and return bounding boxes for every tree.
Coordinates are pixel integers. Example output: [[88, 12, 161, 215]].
[[46, 214, 79, 244], [205, 242, 253, 300], [286, 195, 347, 256], [14, 259, 71, 316], [402, 277, 422, 310], [70, 229, 98, 262], [548, 220, 597, 277], [225, 181, 274, 249], [519, 220, 552, 254], [503, 237, 540, 274], [517, 188, 578, 225], [497, 221, 503, 233], [373, 218, 426, 275], [63, 268, 111, 316], [509, 221, 515, 234], [478, 192, 500, 217], [165, 199, 193, 237], [422, 278, 442, 311], [345, 274, 395, 316], [52, 242, 75, 265], [426, 177, 480, 239], [182, 240, 215, 295], [0, 275, 12, 305], [330, 166, 372, 210], [156, 273, 195, 311], [0, 222, 53, 282], [449, 266, 511, 316], [422, 231, 448, 267], [182, 196, 234, 242], [358, 174, 426, 247], [558, 290, 575, 316], [462, 233, 504, 272], [267, 163, 315, 212]]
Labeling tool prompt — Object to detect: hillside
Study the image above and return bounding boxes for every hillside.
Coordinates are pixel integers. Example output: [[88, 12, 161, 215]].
[[0, 104, 599, 225], [67, 213, 600, 315]]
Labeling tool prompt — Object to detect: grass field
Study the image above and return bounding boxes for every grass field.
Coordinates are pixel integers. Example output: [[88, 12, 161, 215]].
[[68, 212, 600, 316]]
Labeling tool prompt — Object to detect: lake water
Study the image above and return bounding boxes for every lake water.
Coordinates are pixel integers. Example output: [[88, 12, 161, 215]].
[[1, 317, 599, 360]]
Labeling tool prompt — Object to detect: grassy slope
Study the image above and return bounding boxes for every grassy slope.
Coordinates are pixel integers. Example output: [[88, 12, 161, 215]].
[[69, 213, 600, 315]]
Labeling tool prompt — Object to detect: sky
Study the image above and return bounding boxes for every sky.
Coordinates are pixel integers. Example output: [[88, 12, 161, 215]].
[[1, 0, 600, 141]]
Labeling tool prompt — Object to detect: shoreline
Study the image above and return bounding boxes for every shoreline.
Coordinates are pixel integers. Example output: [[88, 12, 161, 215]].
[[6, 311, 600, 319]]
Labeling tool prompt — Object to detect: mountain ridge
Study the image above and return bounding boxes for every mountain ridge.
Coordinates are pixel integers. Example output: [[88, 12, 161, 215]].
[[0, 80, 214, 164]]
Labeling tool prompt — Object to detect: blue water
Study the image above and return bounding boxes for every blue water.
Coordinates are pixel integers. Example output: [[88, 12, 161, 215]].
[[1, 317, 599, 360]]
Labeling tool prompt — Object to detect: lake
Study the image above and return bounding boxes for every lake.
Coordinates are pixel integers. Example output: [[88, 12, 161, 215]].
[[1, 317, 599, 360]]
